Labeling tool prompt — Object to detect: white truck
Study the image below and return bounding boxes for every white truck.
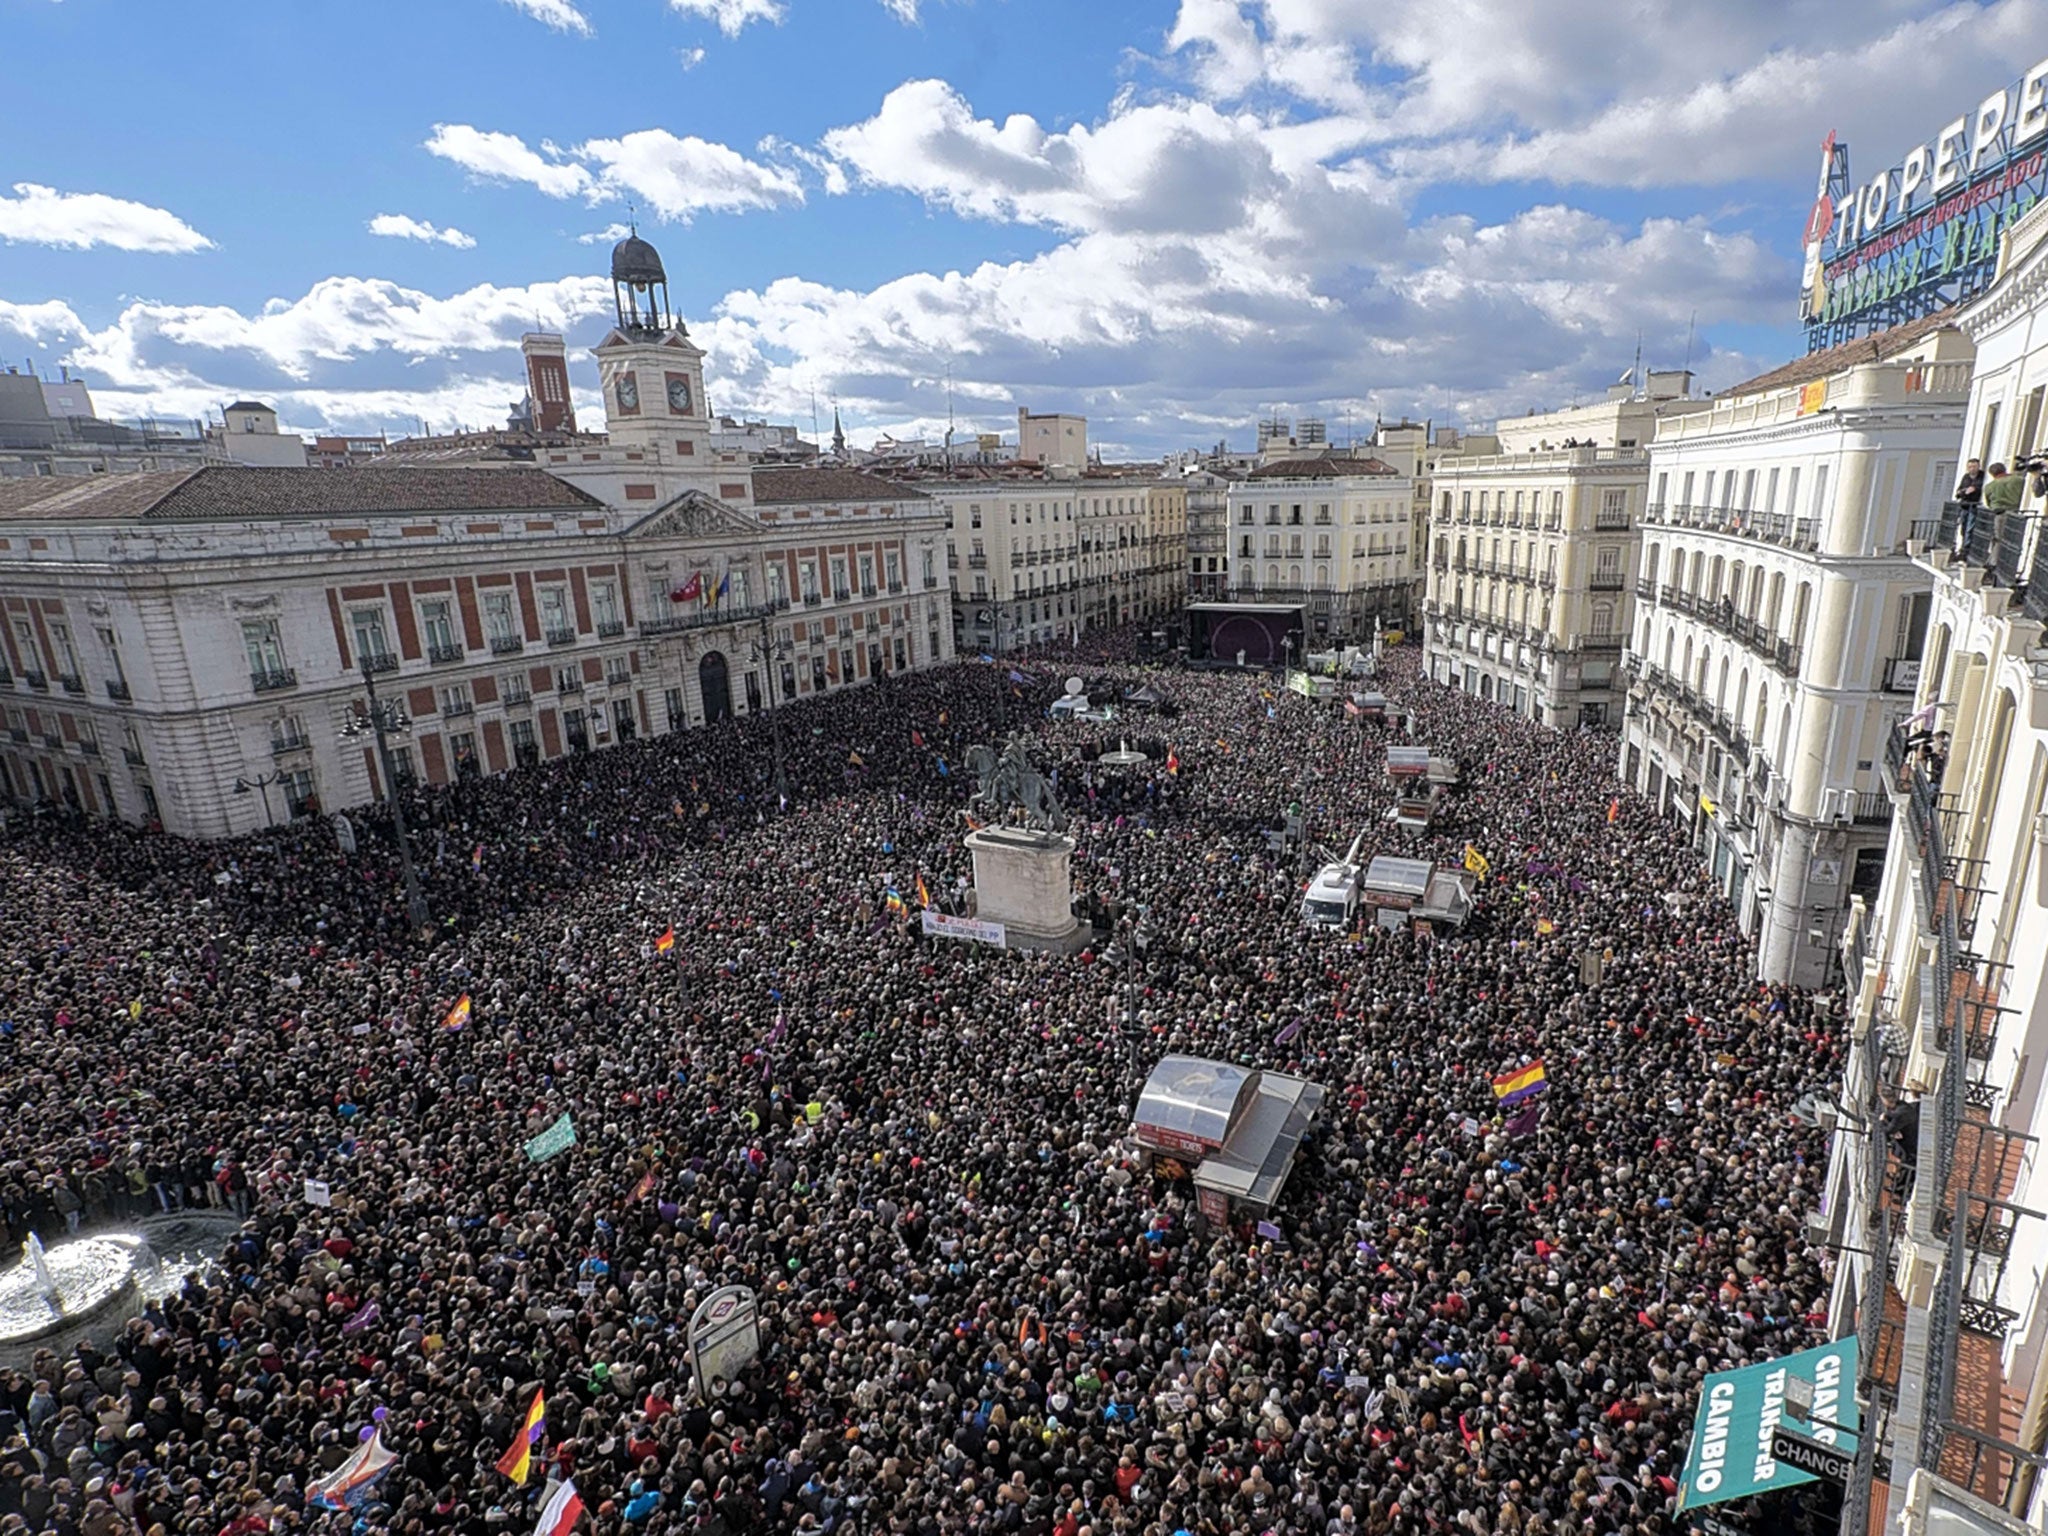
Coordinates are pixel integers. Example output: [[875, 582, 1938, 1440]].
[[1301, 833, 1367, 929]]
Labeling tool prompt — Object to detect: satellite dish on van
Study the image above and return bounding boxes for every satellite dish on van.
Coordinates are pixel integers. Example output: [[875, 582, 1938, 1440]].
[[1065, 676, 1085, 696]]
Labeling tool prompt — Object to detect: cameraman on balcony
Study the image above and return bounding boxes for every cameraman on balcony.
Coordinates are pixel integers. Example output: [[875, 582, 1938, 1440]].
[[1976, 460, 2025, 566], [1952, 458, 1984, 557]]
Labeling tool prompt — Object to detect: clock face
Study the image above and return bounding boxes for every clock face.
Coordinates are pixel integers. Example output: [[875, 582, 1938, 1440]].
[[616, 372, 640, 412], [666, 374, 693, 414]]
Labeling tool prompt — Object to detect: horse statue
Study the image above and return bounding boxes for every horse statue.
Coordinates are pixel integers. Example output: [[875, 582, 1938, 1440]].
[[963, 733, 1067, 834]]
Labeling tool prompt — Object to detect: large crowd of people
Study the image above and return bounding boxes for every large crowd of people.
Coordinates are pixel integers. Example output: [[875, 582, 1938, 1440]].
[[0, 636, 1840, 1536]]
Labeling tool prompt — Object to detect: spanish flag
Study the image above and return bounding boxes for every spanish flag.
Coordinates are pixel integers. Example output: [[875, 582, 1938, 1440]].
[[1606, 797, 1620, 824], [654, 927, 675, 954], [442, 994, 472, 1032], [1491, 1059, 1548, 1104], [916, 874, 932, 909], [1534, 916, 1555, 936], [494, 1388, 546, 1485], [1462, 844, 1491, 880], [1166, 748, 1180, 775]]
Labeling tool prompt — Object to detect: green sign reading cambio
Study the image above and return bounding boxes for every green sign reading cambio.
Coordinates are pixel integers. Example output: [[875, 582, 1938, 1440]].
[[1677, 1338, 1859, 1511]]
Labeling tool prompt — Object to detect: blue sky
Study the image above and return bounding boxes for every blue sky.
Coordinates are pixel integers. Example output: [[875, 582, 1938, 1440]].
[[2, 0, 2042, 455]]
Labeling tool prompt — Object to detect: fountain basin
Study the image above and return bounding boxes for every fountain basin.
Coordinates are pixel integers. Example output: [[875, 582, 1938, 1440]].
[[0, 1235, 142, 1347]]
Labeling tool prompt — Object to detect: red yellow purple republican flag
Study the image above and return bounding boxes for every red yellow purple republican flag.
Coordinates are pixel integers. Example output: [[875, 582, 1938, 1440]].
[[494, 1388, 546, 1486], [654, 927, 675, 954], [1491, 1060, 1548, 1105], [442, 994, 472, 1032]]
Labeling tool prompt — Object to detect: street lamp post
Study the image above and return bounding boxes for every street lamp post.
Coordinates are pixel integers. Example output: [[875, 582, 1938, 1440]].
[[751, 606, 791, 805], [340, 662, 432, 934], [233, 770, 286, 829]]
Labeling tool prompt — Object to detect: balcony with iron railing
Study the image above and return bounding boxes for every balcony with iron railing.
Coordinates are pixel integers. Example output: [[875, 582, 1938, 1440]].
[[596, 620, 626, 639], [1588, 571, 1625, 591], [251, 667, 298, 693], [490, 634, 525, 656], [1868, 720, 2046, 1519], [545, 627, 577, 647], [427, 642, 466, 665], [57, 673, 82, 695], [104, 679, 129, 701], [271, 731, 310, 756], [637, 599, 788, 638], [360, 652, 399, 675], [22, 671, 46, 691]]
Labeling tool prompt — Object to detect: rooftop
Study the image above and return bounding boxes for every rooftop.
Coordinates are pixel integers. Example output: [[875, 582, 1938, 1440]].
[[750, 465, 931, 504], [1246, 455, 1400, 480], [0, 465, 600, 522], [1721, 310, 1959, 400]]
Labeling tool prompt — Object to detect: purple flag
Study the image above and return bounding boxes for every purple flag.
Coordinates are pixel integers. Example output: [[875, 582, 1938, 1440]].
[[342, 1300, 381, 1335], [766, 1010, 787, 1047], [1505, 1101, 1544, 1137], [1274, 1018, 1302, 1046], [1255, 1220, 1283, 1241]]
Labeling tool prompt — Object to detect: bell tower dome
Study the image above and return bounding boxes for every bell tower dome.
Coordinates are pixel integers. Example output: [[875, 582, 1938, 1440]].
[[592, 225, 712, 470], [610, 228, 672, 336]]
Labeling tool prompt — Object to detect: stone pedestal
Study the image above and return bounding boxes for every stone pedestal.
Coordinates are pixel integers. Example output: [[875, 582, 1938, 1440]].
[[965, 827, 1088, 953]]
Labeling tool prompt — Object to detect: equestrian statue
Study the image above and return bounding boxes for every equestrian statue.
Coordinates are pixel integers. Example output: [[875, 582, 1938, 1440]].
[[962, 732, 1067, 834]]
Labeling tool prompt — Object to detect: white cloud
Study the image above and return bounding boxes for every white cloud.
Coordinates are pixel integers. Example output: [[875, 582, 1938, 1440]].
[[0, 183, 213, 253], [426, 124, 594, 198], [577, 222, 635, 245], [426, 123, 801, 220], [368, 213, 478, 248], [577, 129, 805, 219], [879, 0, 919, 20], [820, 80, 1293, 236], [501, 0, 592, 35], [1164, 0, 2048, 187], [0, 274, 618, 437], [667, 0, 784, 37], [679, 45, 706, 68]]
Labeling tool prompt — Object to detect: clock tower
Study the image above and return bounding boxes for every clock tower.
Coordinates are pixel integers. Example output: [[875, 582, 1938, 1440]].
[[592, 228, 713, 468]]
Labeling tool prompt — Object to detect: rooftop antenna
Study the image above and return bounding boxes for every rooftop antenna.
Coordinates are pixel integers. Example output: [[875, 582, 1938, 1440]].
[[626, 200, 637, 237], [1632, 329, 1643, 398], [944, 362, 956, 468], [1681, 310, 1697, 390]]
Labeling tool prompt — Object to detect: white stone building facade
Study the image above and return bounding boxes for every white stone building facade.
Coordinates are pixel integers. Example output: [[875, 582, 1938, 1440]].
[[1423, 391, 1708, 728], [1222, 456, 1416, 643], [1824, 205, 2048, 1536], [927, 469, 1186, 653], [1621, 316, 1973, 987]]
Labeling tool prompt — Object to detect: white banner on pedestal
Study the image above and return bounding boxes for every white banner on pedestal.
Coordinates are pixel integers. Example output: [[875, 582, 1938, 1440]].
[[921, 910, 1007, 948]]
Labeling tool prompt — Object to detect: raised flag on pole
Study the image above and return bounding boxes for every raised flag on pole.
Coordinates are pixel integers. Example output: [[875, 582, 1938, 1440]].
[[524, 1113, 577, 1163], [654, 927, 676, 954], [442, 994, 472, 1032], [670, 572, 703, 603], [495, 1388, 547, 1486], [1462, 844, 1491, 880], [534, 1478, 585, 1536], [915, 874, 932, 909], [307, 1428, 398, 1509], [1606, 797, 1620, 824]]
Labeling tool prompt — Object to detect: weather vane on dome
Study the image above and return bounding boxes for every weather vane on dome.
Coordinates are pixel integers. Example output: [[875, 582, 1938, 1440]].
[[626, 200, 637, 236]]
